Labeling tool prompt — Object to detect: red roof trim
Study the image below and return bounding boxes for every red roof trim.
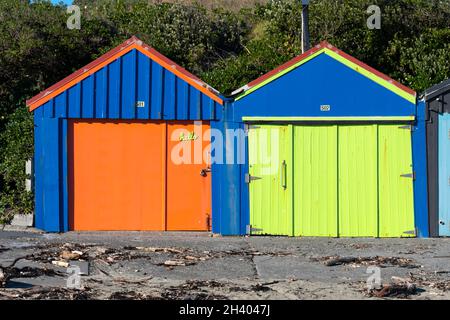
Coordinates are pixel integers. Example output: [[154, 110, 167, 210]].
[[325, 42, 416, 96], [245, 43, 324, 89], [240, 41, 416, 97], [27, 36, 222, 109]]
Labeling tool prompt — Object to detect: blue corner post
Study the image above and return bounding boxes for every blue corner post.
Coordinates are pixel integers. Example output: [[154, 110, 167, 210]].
[[412, 100, 429, 237], [34, 115, 66, 232], [211, 99, 248, 235]]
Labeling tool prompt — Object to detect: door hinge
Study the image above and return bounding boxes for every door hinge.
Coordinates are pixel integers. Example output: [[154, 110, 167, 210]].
[[246, 225, 263, 234], [245, 173, 261, 184], [400, 172, 415, 180], [245, 124, 260, 133], [399, 125, 414, 131], [403, 229, 417, 236], [206, 213, 211, 231]]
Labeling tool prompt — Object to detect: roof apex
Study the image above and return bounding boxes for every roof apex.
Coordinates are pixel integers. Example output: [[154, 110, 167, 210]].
[[233, 40, 416, 104], [27, 36, 223, 110]]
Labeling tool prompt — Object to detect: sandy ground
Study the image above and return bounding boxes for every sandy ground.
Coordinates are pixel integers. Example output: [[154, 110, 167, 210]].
[[1, 230, 450, 300]]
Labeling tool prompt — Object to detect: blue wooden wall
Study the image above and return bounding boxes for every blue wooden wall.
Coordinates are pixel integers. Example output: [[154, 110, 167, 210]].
[[229, 54, 415, 120], [39, 50, 221, 121], [412, 101, 429, 237]]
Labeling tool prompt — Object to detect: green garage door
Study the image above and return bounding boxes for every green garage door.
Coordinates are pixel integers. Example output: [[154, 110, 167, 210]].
[[294, 125, 338, 236], [378, 125, 415, 237], [338, 125, 378, 237], [248, 123, 415, 237], [248, 125, 293, 235]]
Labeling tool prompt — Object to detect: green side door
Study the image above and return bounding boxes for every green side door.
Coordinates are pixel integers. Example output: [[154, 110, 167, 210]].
[[293, 125, 338, 236], [248, 125, 293, 235], [338, 125, 378, 237], [247, 122, 415, 238], [378, 125, 415, 237]]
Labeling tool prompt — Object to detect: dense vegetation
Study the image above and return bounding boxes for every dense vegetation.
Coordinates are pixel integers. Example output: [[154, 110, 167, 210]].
[[0, 0, 449, 222]]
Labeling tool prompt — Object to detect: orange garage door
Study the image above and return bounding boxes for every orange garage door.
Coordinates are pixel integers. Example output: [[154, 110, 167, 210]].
[[167, 122, 212, 230], [68, 120, 211, 231]]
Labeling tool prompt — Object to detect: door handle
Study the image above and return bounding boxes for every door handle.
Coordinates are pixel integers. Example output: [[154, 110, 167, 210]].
[[281, 160, 287, 190], [200, 167, 211, 177]]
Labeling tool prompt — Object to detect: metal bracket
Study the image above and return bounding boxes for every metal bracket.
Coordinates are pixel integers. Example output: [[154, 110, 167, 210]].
[[245, 173, 261, 184], [403, 229, 417, 236], [246, 225, 263, 234], [398, 125, 414, 131], [400, 172, 415, 180], [244, 124, 259, 133]]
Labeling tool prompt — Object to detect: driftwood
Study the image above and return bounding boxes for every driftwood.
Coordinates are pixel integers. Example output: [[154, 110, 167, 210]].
[[135, 247, 184, 254], [324, 256, 358, 266], [316, 255, 419, 268], [59, 250, 83, 260], [52, 260, 69, 268], [369, 283, 417, 298]]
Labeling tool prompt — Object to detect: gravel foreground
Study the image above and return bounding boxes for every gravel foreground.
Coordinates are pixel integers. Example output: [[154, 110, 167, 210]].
[[1, 231, 450, 300]]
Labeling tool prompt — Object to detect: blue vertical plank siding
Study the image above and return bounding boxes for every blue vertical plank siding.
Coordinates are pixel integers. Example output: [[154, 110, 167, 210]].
[[164, 71, 176, 119], [121, 50, 137, 119], [136, 52, 150, 119], [240, 122, 250, 235], [33, 49, 220, 123], [151, 62, 163, 119], [81, 75, 95, 118], [439, 113, 450, 236], [68, 83, 81, 118], [222, 123, 245, 235], [177, 81, 189, 120], [95, 67, 108, 118], [213, 118, 248, 235], [190, 90, 201, 120], [412, 101, 429, 237], [43, 100, 54, 118], [31, 48, 221, 232], [202, 95, 212, 120], [61, 119, 69, 232], [33, 108, 44, 230], [41, 118, 62, 232], [210, 119, 225, 234], [108, 59, 121, 119], [54, 92, 67, 118]]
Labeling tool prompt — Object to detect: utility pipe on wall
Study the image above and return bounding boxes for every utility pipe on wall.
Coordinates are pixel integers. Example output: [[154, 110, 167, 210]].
[[301, 0, 310, 53]]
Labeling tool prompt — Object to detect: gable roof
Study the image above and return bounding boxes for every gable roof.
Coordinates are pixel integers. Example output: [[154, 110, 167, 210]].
[[232, 41, 416, 104], [27, 36, 223, 111], [424, 78, 450, 101]]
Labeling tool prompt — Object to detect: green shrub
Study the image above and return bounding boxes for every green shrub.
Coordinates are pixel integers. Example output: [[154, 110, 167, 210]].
[[0, 104, 34, 223]]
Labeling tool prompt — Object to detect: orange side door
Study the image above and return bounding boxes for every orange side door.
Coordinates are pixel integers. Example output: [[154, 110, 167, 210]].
[[69, 120, 166, 231], [166, 122, 212, 231]]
